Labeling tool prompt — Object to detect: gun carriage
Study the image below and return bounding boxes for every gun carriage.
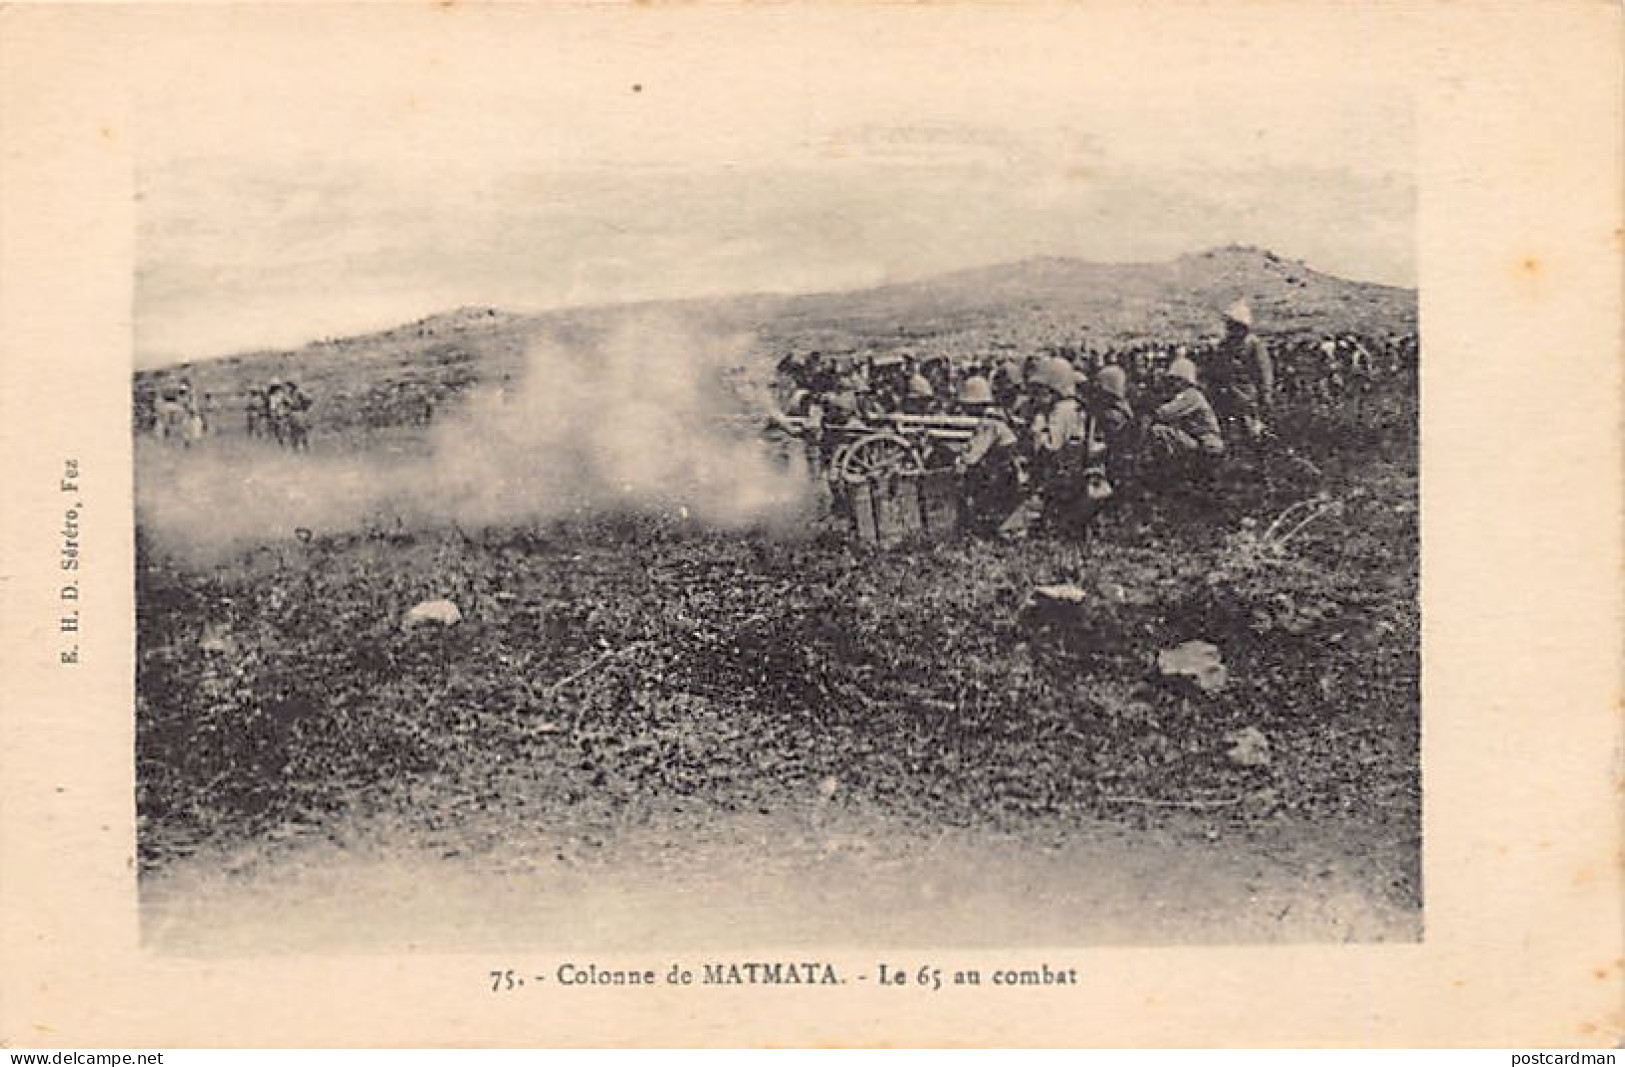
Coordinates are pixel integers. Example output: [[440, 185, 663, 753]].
[[764, 412, 982, 485]]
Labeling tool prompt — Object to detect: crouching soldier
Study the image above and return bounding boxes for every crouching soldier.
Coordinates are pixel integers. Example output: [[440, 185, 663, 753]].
[[953, 375, 1021, 535], [1086, 363, 1137, 486], [1145, 357, 1224, 482], [999, 357, 1108, 539]]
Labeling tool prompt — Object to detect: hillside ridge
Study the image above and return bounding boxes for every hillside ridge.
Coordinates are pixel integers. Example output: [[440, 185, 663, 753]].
[[143, 246, 1413, 374]]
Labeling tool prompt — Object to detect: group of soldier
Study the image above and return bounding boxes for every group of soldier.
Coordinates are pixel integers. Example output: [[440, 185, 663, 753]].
[[773, 301, 1416, 538], [137, 378, 210, 447], [138, 377, 314, 451], [243, 380, 314, 451], [1039, 330, 1416, 410], [133, 300, 1411, 545]]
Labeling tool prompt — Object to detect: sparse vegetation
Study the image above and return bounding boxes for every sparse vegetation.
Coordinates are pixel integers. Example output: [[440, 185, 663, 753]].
[[135, 250, 1420, 942]]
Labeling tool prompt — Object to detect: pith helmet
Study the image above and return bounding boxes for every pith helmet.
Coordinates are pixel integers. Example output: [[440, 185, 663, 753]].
[[1095, 365, 1128, 401], [906, 373, 935, 400], [825, 389, 858, 413], [958, 375, 994, 405], [1223, 299, 1254, 327], [1033, 356, 1078, 396], [1166, 357, 1199, 385]]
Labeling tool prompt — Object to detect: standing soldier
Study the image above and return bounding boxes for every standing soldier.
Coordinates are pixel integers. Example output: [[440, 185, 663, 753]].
[[919, 355, 953, 402], [176, 380, 205, 447], [1342, 335, 1374, 392], [775, 351, 811, 406], [266, 382, 289, 446], [246, 386, 268, 439], [867, 352, 906, 413], [902, 371, 937, 415], [767, 386, 815, 478], [991, 358, 1025, 413], [134, 387, 156, 438], [1131, 346, 1156, 390], [1274, 339, 1302, 404], [190, 391, 210, 443], [151, 386, 176, 441], [1317, 334, 1341, 406], [805, 351, 838, 398], [953, 375, 1021, 535], [1204, 300, 1273, 444], [282, 380, 312, 452]]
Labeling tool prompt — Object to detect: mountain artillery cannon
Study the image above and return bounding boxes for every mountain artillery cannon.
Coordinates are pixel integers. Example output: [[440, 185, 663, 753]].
[[754, 410, 978, 545], [763, 411, 981, 485], [713, 405, 982, 543]]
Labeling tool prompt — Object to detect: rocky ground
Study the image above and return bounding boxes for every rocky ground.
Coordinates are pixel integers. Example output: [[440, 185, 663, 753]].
[[135, 374, 1419, 951]]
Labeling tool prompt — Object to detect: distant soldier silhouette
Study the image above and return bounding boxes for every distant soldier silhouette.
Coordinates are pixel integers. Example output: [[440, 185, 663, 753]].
[[175, 380, 204, 447], [266, 382, 289, 446], [155, 392, 184, 442], [246, 386, 269, 439], [281, 380, 312, 452]]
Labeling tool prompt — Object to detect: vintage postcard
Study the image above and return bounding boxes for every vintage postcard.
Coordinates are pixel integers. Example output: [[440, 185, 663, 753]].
[[0, 1, 1619, 1048]]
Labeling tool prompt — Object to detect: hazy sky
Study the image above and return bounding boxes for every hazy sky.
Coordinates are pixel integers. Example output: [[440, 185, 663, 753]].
[[133, 6, 1414, 366]]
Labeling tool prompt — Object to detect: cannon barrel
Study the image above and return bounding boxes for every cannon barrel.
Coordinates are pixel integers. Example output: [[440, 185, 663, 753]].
[[710, 411, 973, 446], [875, 413, 983, 431]]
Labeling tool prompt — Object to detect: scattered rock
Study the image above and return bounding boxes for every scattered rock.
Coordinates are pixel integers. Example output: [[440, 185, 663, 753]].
[[1034, 582, 1089, 604], [1224, 726, 1272, 768], [1026, 584, 1112, 645], [403, 599, 463, 630], [198, 623, 234, 655], [1157, 640, 1229, 693]]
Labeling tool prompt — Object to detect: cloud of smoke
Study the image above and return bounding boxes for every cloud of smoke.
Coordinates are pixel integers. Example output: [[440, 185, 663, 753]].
[[135, 316, 815, 560], [428, 316, 811, 528]]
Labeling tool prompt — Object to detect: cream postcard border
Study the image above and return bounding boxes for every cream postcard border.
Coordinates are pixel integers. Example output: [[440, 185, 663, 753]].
[[0, 2, 1620, 1048]]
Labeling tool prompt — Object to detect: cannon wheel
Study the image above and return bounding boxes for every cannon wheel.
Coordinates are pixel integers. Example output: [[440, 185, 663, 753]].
[[834, 431, 926, 485]]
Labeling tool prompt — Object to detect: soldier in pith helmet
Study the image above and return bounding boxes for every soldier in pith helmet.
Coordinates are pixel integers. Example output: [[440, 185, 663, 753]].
[[1203, 299, 1274, 444], [954, 375, 1021, 534]]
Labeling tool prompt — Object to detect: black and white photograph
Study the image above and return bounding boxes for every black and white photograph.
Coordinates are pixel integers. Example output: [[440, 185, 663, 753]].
[[127, 9, 1424, 956], [6, 1, 1624, 1050]]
